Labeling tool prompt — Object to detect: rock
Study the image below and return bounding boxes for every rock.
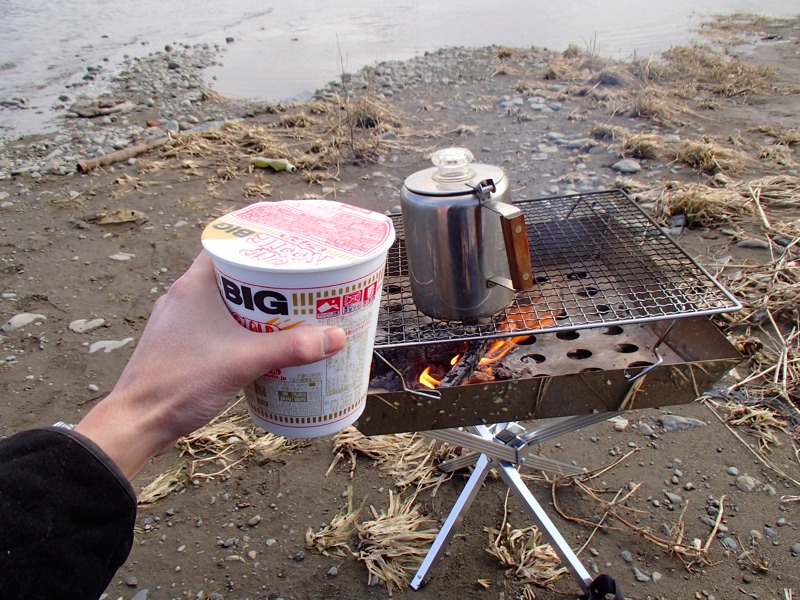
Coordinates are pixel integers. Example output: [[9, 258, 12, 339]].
[[126, 576, 138, 587], [69, 318, 106, 333], [652, 571, 662, 583], [638, 422, 654, 436], [88, 338, 134, 354], [726, 466, 739, 476], [658, 414, 706, 432], [2, 313, 47, 332], [109, 252, 136, 261], [722, 537, 738, 550], [735, 475, 758, 492], [664, 491, 683, 505], [620, 549, 633, 563], [327, 566, 339, 577], [131, 591, 149, 600], [612, 158, 641, 174], [633, 567, 649, 582], [736, 239, 771, 250], [248, 515, 261, 527], [791, 543, 800, 555]]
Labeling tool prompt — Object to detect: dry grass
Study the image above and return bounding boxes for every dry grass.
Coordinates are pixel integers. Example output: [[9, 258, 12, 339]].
[[356, 492, 438, 596], [328, 426, 456, 495], [726, 404, 791, 451], [485, 492, 567, 591], [661, 44, 776, 98], [674, 138, 748, 174], [154, 93, 409, 187], [139, 401, 299, 505], [753, 125, 800, 147], [621, 133, 665, 160], [306, 485, 362, 557]]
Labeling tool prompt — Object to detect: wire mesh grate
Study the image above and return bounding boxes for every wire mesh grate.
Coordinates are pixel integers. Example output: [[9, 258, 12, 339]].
[[375, 190, 740, 349]]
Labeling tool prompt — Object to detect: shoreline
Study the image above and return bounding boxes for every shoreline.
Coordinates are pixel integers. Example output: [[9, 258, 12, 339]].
[[0, 13, 799, 600]]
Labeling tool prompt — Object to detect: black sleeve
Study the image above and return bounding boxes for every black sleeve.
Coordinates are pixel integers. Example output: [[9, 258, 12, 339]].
[[0, 427, 137, 600]]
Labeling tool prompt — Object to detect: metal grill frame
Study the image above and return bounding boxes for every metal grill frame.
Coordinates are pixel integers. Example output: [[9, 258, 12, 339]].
[[375, 190, 740, 349]]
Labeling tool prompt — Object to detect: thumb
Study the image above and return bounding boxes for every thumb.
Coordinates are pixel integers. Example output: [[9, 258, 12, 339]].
[[229, 325, 347, 383]]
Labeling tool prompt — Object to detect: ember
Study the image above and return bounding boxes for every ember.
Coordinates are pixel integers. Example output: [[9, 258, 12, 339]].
[[415, 306, 557, 389]]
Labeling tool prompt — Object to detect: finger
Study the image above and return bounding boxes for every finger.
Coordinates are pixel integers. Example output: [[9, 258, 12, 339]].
[[228, 326, 347, 382]]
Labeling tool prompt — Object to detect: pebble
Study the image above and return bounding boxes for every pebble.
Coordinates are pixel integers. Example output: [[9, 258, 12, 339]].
[[131, 591, 149, 600], [1, 313, 47, 332], [612, 158, 641, 174], [638, 422, 654, 436], [633, 567, 649, 582], [68, 318, 105, 333], [658, 414, 706, 432], [722, 537, 738, 550], [664, 491, 684, 505], [620, 549, 633, 563], [726, 466, 739, 476], [126, 576, 138, 587], [735, 475, 758, 492], [327, 566, 339, 577], [791, 543, 800, 555], [89, 338, 134, 354], [735, 239, 770, 250], [247, 515, 261, 526]]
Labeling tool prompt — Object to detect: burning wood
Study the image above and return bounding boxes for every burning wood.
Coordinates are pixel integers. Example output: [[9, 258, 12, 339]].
[[416, 305, 557, 389]]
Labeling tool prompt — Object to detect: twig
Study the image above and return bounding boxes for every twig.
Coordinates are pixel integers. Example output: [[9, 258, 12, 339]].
[[702, 399, 800, 487]]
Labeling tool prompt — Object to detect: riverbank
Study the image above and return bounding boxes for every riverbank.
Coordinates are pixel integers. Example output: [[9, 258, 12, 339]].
[[1, 13, 798, 600]]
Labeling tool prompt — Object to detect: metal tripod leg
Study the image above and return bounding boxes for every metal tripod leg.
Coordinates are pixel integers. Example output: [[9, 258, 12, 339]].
[[410, 453, 493, 590], [497, 461, 593, 595]]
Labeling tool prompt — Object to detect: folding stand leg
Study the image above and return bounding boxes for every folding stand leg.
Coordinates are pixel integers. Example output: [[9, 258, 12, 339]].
[[496, 461, 592, 596], [411, 420, 624, 599], [410, 454, 492, 590]]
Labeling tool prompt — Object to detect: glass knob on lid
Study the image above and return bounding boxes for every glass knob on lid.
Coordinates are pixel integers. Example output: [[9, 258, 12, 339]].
[[431, 147, 475, 181]]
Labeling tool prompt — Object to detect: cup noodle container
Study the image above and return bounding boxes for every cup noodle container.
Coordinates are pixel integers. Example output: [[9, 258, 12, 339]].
[[201, 200, 395, 438]]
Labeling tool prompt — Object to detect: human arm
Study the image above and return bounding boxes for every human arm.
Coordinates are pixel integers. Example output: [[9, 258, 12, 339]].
[[74, 250, 346, 479], [0, 250, 346, 598]]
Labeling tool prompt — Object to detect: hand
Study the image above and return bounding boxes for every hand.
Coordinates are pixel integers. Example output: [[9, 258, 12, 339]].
[[75, 251, 347, 480]]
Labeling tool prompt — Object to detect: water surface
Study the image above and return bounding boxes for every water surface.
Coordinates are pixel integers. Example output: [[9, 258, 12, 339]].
[[0, 0, 795, 136]]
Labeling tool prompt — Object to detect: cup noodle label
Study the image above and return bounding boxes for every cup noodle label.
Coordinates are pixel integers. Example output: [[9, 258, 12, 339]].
[[216, 263, 385, 434], [202, 201, 394, 436], [203, 201, 395, 270]]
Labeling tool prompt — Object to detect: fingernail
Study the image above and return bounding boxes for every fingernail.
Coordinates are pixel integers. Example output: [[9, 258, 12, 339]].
[[322, 327, 346, 356]]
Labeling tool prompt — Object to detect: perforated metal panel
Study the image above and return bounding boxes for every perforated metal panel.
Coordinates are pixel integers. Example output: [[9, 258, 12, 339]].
[[375, 190, 740, 349]]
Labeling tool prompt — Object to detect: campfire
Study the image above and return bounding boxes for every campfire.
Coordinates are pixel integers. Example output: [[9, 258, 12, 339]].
[[416, 305, 557, 389]]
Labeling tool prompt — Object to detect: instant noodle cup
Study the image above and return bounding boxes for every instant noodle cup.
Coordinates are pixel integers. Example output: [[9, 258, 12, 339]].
[[201, 200, 395, 438]]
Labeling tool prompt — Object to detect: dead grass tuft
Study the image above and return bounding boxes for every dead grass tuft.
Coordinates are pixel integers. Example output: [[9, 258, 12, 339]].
[[356, 492, 438, 596], [674, 138, 748, 174], [485, 494, 567, 590], [621, 133, 665, 160], [306, 485, 362, 557], [328, 426, 455, 495]]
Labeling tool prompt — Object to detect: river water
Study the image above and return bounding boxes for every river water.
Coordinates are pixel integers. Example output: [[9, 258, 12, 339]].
[[0, 0, 796, 137]]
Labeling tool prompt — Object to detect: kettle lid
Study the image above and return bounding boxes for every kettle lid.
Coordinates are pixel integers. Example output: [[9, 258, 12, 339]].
[[403, 147, 505, 196]]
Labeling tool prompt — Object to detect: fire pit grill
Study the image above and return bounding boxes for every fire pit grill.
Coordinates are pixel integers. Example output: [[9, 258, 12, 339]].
[[362, 190, 743, 598], [375, 190, 740, 349]]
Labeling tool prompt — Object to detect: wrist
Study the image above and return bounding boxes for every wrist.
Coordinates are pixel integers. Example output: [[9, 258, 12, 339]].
[[75, 394, 169, 481]]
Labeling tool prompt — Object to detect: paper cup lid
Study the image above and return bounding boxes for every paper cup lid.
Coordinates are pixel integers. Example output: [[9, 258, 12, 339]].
[[201, 200, 396, 272]]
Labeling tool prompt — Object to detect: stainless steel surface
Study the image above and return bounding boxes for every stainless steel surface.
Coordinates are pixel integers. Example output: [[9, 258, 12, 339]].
[[376, 190, 741, 349], [410, 424, 594, 594], [359, 316, 742, 435], [400, 148, 524, 320]]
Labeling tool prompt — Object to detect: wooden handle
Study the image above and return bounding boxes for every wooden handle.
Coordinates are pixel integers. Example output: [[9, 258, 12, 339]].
[[500, 213, 534, 290]]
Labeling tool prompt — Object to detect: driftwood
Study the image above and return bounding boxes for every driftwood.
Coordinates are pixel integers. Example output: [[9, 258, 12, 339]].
[[77, 135, 172, 173], [439, 340, 489, 387]]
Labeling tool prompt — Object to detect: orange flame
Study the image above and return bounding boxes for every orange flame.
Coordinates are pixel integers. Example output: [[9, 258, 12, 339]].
[[419, 366, 441, 389], [416, 305, 557, 388]]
